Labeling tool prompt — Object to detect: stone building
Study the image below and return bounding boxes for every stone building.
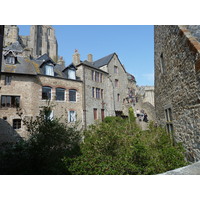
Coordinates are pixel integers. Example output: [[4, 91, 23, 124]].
[[0, 25, 136, 142], [76, 52, 136, 127], [0, 46, 83, 142], [3, 25, 58, 61], [137, 86, 154, 106], [155, 25, 200, 162]]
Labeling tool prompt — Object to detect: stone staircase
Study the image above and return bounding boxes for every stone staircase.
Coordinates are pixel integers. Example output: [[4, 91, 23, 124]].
[[134, 95, 156, 131]]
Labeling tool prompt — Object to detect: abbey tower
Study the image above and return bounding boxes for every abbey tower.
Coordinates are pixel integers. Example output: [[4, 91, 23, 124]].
[[3, 25, 58, 61]]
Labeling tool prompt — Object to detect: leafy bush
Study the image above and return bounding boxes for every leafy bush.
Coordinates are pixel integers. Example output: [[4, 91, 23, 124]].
[[65, 114, 187, 175], [0, 106, 82, 175]]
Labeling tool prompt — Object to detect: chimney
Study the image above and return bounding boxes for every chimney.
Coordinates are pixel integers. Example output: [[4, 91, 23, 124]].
[[72, 49, 80, 66], [57, 56, 65, 67], [87, 54, 93, 62]]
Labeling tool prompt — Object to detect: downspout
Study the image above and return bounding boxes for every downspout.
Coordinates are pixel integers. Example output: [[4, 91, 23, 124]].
[[0, 26, 4, 71], [0, 26, 4, 86], [108, 76, 116, 115]]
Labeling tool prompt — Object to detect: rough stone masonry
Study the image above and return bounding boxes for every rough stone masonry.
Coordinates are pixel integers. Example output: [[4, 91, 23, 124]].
[[155, 25, 200, 162]]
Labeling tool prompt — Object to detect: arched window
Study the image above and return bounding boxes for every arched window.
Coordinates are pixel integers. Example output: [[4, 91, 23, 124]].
[[42, 86, 52, 100], [47, 28, 51, 36]]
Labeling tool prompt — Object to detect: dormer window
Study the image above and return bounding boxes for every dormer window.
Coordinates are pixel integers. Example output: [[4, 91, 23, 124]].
[[68, 68, 76, 80], [6, 55, 15, 64], [45, 65, 54, 76]]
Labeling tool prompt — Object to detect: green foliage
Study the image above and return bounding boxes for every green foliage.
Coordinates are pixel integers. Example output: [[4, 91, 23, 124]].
[[0, 106, 81, 175], [66, 116, 187, 175], [0, 105, 187, 175]]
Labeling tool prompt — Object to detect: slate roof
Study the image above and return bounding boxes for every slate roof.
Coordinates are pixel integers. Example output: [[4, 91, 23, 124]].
[[1, 56, 38, 75], [37, 53, 56, 64], [92, 53, 115, 68], [4, 41, 23, 53]]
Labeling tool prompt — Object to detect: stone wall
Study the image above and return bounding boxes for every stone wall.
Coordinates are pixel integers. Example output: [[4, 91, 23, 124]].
[[0, 73, 83, 142], [105, 54, 129, 115], [154, 25, 200, 162], [77, 65, 110, 126], [137, 86, 154, 106]]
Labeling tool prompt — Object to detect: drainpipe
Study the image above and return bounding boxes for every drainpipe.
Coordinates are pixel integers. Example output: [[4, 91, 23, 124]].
[[0, 25, 4, 75], [108, 76, 116, 115]]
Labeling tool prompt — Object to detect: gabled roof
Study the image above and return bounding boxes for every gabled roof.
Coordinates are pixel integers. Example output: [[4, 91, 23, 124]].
[[63, 63, 77, 71], [77, 60, 109, 74], [1, 56, 38, 75], [93, 53, 115, 68], [36, 53, 56, 65], [4, 41, 23, 53]]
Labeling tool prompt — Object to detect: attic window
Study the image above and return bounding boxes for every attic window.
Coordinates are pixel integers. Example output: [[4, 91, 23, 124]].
[[68, 68, 76, 80], [45, 65, 54, 76], [6, 55, 15, 64]]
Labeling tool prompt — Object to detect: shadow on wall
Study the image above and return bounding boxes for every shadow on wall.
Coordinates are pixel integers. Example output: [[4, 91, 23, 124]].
[[0, 118, 22, 145]]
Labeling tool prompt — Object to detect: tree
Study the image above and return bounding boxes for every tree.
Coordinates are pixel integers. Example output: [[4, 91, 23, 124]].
[[0, 105, 82, 175]]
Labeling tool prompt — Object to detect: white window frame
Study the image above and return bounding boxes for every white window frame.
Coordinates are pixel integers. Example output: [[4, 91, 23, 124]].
[[45, 65, 54, 76], [68, 111, 77, 122], [68, 69, 76, 80]]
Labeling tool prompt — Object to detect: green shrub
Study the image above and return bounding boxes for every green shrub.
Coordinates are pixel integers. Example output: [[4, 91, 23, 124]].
[[66, 116, 187, 175], [0, 106, 82, 175]]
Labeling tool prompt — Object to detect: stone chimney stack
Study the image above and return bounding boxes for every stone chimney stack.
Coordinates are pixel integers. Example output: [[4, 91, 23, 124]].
[[72, 49, 80, 66], [87, 54, 93, 62], [57, 56, 65, 67]]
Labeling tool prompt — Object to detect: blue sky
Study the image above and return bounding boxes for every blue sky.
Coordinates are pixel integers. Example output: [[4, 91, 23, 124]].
[[18, 25, 154, 86]]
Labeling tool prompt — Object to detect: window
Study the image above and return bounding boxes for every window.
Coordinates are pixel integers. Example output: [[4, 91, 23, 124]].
[[56, 88, 65, 101], [115, 79, 119, 87], [13, 119, 21, 129], [1, 96, 20, 107], [93, 108, 98, 120], [100, 73, 103, 83], [6, 56, 15, 64], [165, 107, 173, 134], [69, 89, 76, 102], [92, 70, 95, 80], [96, 88, 101, 99], [68, 69, 76, 80], [92, 71, 102, 82], [95, 72, 99, 82], [47, 28, 51, 36], [68, 111, 76, 122], [5, 75, 12, 85], [101, 89, 104, 99], [117, 93, 120, 102], [160, 53, 165, 74], [45, 65, 54, 76], [92, 87, 95, 98], [114, 66, 118, 74], [42, 86, 51, 100]]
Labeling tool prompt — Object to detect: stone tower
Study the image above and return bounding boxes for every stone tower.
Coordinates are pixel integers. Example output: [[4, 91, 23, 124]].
[[3, 25, 19, 47], [29, 25, 58, 60], [3, 25, 58, 60]]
